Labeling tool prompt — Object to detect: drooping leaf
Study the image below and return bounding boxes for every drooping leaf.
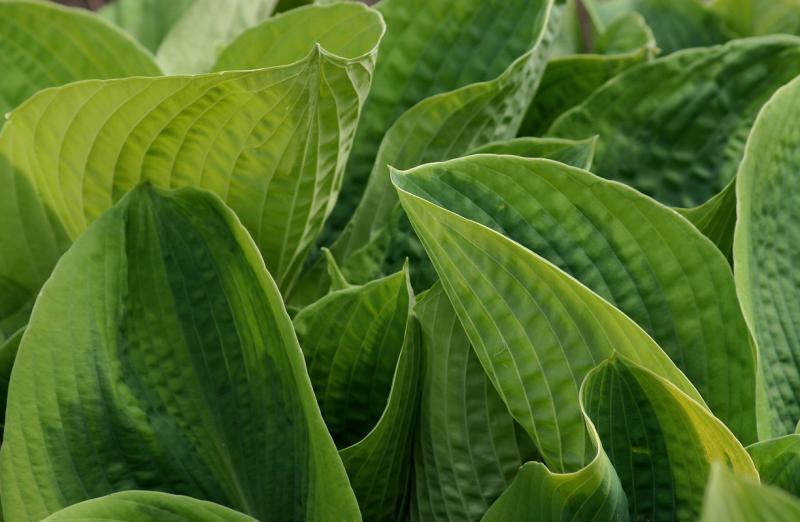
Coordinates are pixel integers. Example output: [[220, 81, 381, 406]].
[[43, 491, 255, 522], [700, 464, 800, 522], [327, 0, 558, 243], [155, 0, 278, 74], [0, 2, 384, 303], [583, 355, 756, 521], [748, 435, 800, 496], [735, 75, 800, 435], [391, 155, 757, 443], [392, 162, 704, 472], [586, 0, 732, 54], [322, 0, 561, 292], [549, 36, 800, 210], [0, 0, 160, 116], [411, 286, 539, 522], [520, 12, 656, 136], [99, 0, 194, 53], [711, 0, 800, 37], [0, 185, 360, 522], [467, 136, 597, 170]]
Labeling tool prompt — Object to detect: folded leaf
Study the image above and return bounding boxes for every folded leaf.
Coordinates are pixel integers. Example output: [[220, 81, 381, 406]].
[[0, 2, 384, 301], [520, 12, 656, 136], [329, 0, 559, 237], [748, 435, 800, 496], [676, 179, 737, 261], [99, 0, 194, 53], [735, 74, 800, 435], [391, 155, 757, 443], [392, 163, 704, 471], [0, 185, 359, 521], [700, 464, 800, 522], [412, 286, 539, 522], [549, 36, 800, 209], [584, 355, 756, 521], [467, 136, 597, 170], [43, 491, 255, 522], [0, 0, 160, 116]]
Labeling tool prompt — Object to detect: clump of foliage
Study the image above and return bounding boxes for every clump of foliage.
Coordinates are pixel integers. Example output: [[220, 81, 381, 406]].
[[2, 0, 800, 520]]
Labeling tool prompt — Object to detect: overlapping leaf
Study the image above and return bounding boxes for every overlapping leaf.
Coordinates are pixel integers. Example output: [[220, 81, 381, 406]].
[[700, 464, 800, 522], [735, 75, 800, 435], [748, 435, 800, 496], [711, 0, 800, 37], [99, 0, 194, 53], [0, 185, 359, 521], [0, 0, 160, 116], [392, 155, 757, 443]]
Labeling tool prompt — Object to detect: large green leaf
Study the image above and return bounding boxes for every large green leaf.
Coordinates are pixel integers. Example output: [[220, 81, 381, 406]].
[[520, 12, 656, 136], [467, 136, 597, 170], [748, 435, 800, 496], [0, 185, 360, 521], [0, 2, 384, 305], [327, 0, 557, 242], [392, 162, 704, 472], [585, 0, 732, 54], [711, 0, 800, 37], [99, 0, 194, 53], [0, 0, 160, 116], [412, 286, 539, 522], [700, 464, 800, 522], [155, 0, 279, 74], [735, 75, 800, 435], [583, 355, 756, 521], [43, 491, 255, 522], [548, 36, 800, 210], [391, 155, 757, 443]]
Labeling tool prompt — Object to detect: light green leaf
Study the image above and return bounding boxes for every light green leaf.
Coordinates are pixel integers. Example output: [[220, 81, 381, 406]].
[[467, 136, 597, 170], [735, 75, 800, 435], [711, 0, 800, 37], [0, 185, 360, 522], [155, 0, 278, 74], [583, 355, 756, 521], [520, 12, 656, 136], [0, 2, 384, 302], [586, 0, 732, 55], [327, 0, 559, 242], [43, 491, 255, 522], [549, 36, 800, 209], [700, 464, 800, 522], [99, 0, 194, 53], [748, 435, 800, 496], [0, 0, 160, 116], [392, 161, 704, 472], [413, 286, 541, 521], [391, 154, 757, 443], [324, 0, 560, 290]]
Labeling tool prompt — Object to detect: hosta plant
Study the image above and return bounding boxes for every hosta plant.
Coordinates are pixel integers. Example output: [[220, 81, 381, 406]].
[[2, 0, 800, 521]]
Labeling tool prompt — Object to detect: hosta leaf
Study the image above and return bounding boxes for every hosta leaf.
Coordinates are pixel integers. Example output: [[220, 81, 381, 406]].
[[324, 0, 560, 289], [99, 0, 194, 53], [294, 267, 413, 448], [0, 2, 384, 302], [467, 136, 597, 170], [392, 163, 704, 471], [339, 320, 422, 522], [392, 155, 757, 443], [748, 435, 800, 496], [585, 0, 732, 54], [584, 355, 756, 521], [676, 179, 737, 261], [155, 0, 278, 74], [43, 491, 255, 522], [711, 0, 800, 37], [0, 0, 160, 116], [0, 327, 22, 431], [329, 0, 558, 237], [0, 185, 359, 521], [520, 12, 656, 136], [412, 286, 539, 522], [700, 464, 800, 522], [735, 75, 800, 435], [549, 36, 800, 209]]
